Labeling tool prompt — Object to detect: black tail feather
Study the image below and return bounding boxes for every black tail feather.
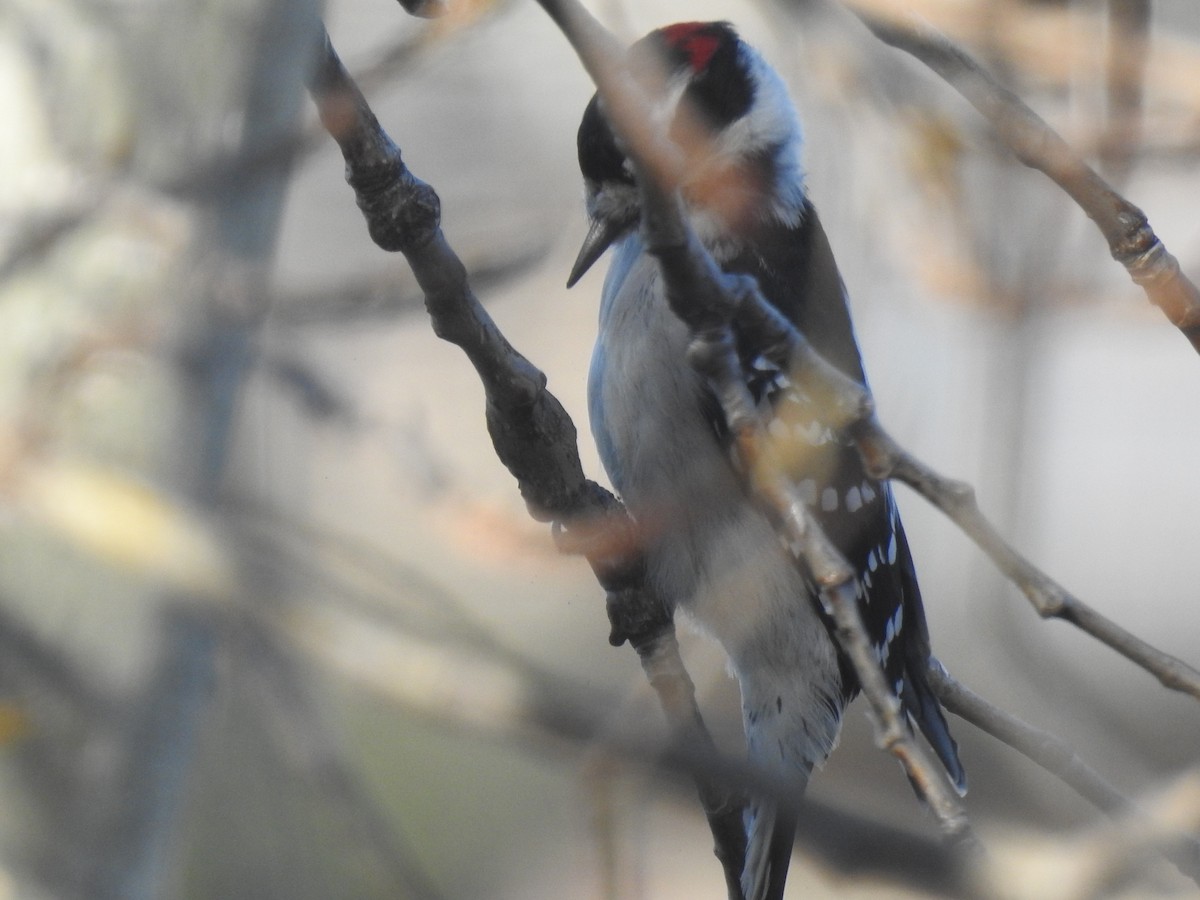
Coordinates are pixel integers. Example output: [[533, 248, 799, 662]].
[[742, 800, 798, 900], [902, 658, 967, 795]]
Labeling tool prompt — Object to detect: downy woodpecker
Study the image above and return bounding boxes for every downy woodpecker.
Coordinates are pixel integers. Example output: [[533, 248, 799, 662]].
[[567, 21, 966, 900]]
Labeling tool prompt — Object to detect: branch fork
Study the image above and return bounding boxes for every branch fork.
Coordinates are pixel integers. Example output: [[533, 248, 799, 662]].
[[311, 3, 1200, 892]]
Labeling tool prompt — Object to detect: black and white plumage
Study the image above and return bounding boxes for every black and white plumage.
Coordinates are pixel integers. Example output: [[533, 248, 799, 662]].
[[569, 22, 965, 900]]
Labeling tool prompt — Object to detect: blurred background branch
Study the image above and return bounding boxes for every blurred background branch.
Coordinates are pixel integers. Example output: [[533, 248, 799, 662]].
[[1, 0, 1199, 898], [845, 0, 1200, 352]]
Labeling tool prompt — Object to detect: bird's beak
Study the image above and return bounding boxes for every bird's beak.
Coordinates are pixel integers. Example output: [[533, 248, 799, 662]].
[[566, 217, 624, 288]]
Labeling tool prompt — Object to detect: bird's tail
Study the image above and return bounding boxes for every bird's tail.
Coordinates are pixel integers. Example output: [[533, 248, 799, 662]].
[[901, 656, 967, 795], [893, 524, 967, 796], [742, 797, 798, 900]]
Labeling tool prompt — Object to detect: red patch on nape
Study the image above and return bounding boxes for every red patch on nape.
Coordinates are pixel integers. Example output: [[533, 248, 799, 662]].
[[659, 22, 720, 73]]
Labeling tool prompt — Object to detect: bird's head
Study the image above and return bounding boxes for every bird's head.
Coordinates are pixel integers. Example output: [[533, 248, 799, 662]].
[[567, 21, 806, 287]]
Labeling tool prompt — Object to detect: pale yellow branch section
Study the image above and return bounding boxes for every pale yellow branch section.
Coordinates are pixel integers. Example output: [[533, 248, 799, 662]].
[[0, 8, 235, 606], [11, 458, 235, 599], [976, 771, 1200, 900], [282, 603, 532, 735]]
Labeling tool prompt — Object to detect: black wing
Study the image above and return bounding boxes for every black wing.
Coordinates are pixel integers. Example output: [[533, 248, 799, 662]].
[[716, 200, 966, 792]]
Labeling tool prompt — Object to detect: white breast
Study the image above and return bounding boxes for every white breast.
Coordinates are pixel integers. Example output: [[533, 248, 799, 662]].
[[589, 237, 836, 671]]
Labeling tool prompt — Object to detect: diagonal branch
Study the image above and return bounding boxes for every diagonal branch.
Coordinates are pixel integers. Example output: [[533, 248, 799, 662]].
[[537, 0, 1200, 849], [734, 277, 1200, 699], [823, 13, 1199, 697], [305, 23, 748, 896], [979, 771, 1200, 899], [686, 13, 1200, 704], [926, 662, 1200, 885], [851, 7, 1200, 354], [853, 424, 1200, 701], [532, 0, 975, 851], [310, 5, 1200, 892], [287, 589, 970, 896]]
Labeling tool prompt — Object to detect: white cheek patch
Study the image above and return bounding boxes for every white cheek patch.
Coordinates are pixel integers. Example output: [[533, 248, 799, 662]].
[[708, 45, 806, 227], [670, 42, 809, 253]]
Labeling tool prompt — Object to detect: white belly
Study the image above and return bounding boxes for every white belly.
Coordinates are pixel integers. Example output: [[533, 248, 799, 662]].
[[588, 239, 843, 758]]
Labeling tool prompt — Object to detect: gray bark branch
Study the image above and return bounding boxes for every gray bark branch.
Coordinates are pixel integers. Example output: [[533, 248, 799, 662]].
[[306, 23, 750, 896]]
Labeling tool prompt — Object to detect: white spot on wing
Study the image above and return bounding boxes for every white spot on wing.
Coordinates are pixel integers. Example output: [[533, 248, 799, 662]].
[[887, 532, 898, 565], [821, 487, 838, 511], [881, 606, 904, 652], [861, 481, 877, 504], [845, 486, 862, 512]]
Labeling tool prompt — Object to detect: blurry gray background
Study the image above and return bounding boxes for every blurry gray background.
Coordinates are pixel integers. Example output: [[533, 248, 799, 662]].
[[2, 0, 1199, 897]]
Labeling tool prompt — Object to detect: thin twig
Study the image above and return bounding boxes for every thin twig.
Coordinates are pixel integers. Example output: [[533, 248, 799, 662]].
[[633, 627, 749, 897], [305, 22, 749, 895], [532, 0, 975, 852], [853, 424, 1200, 701], [925, 663, 1200, 885], [853, 8, 1200, 353], [975, 771, 1200, 900], [285, 596, 970, 897], [737, 286, 1200, 699], [929, 664, 1125, 813]]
